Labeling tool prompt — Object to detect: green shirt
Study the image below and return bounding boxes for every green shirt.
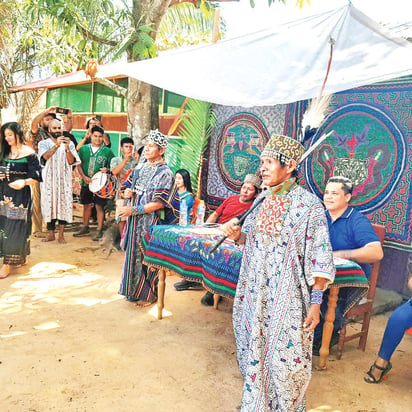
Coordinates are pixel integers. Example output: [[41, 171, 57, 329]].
[[78, 144, 114, 186]]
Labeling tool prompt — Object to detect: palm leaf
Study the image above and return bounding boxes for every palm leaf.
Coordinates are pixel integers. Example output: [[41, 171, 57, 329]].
[[157, 2, 222, 51], [166, 98, 216, 196]]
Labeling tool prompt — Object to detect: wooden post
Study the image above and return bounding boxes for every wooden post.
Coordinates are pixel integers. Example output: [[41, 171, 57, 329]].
[[157, 269, 166, 320], [212, 9, 220, 43]]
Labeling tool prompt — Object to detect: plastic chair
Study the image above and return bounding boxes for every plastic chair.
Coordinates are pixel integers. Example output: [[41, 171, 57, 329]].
[[336, 223, 386, 359]]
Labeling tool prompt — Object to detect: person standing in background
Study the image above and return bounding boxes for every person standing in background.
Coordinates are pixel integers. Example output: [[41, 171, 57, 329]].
[[110, 137, 138, 235], [29, 107, 58, 236], [38, 118, 80, 243], [73, 126, 114, 241]]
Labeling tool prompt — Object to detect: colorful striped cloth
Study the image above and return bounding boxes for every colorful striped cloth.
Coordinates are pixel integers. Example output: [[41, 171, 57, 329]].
[[143, 225, 369, 311]]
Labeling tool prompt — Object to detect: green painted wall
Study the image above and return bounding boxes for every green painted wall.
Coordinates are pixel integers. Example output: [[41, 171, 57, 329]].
[[47, 81, 184, 114]]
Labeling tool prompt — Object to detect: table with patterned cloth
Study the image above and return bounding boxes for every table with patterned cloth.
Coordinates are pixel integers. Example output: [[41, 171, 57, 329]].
[[143, 225, 368, 368], [142, 224, 243, 300]]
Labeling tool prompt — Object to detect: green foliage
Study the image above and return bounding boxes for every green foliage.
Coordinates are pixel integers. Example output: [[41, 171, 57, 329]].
[[20, 0, 157, 74], [157, 2, 224, 50], [250, 0, 307, 7], [166, 99, 216, 195]]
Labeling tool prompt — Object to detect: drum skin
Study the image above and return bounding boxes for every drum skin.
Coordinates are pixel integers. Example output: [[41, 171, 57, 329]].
[[89, 172, 116, 199]]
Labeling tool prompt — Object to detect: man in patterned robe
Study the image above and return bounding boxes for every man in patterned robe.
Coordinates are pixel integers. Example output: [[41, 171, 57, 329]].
[[224, 134, 335, 411], [29, 107, 58, 235], [118, 130, 173, 306], [38, 118, 80, 243]]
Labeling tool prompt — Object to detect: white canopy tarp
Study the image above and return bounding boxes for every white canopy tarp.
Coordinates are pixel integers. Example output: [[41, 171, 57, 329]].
[[113, 4, 412, 106]]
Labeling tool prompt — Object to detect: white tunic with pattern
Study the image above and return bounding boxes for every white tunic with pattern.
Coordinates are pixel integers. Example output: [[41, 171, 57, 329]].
[[38, 138, 80, 223], [233, 185, 335, 412]]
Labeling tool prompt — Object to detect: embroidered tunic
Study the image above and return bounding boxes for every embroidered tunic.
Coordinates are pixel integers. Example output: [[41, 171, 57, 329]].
[[233, 183, 335, 412], [119, 161, 173, 302], [163, 184, 195, 225], [38, 138, 80, 223], [0, 154, 41, 265]]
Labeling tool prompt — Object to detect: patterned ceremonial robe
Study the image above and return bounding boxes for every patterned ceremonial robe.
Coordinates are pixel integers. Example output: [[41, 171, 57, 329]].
[[119, 161, 173, 302], [233, 181, 335, 412], [38, 138, 80, 223]]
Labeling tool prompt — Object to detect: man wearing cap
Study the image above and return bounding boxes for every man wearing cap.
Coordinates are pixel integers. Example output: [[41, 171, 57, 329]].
[[30, 107, 58, 152], [223, 134, 335, 412], [173, 173, 261, 300], [117, 130, 174, 306], [206, 173, 261, 225], [29, 107, 58, 236]]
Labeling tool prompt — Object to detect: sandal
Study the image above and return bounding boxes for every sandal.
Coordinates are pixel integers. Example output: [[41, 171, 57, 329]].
[[364, 361, 392, 384]]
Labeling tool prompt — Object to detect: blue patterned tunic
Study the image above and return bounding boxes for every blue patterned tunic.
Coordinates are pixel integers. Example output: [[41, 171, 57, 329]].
[[119, 161, 173, 302], [233, 185, 335, 412]]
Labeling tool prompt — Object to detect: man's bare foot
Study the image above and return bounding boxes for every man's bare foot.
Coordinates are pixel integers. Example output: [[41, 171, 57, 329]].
[[58, 238, 66, 244], [135, 301, 153, 308], [0, 265, 10, 279], [42, 236, 56, 242], [33, 231, 47, 238]]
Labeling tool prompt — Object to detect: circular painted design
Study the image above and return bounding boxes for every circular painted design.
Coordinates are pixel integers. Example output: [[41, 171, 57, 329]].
[[217, 113, 270, 191], [303, 103, 407, 214]]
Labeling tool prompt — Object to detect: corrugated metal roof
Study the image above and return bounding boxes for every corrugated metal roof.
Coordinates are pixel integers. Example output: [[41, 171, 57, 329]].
[[9, 62, 127, 93]]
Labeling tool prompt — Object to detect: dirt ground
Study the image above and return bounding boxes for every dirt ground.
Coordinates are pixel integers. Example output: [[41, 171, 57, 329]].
[[0, 224, 411, 412]]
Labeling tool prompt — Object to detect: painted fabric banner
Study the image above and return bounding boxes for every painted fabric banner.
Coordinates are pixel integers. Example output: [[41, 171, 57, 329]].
[[299, 77, 412, 251], [202, 104, 287, 207]]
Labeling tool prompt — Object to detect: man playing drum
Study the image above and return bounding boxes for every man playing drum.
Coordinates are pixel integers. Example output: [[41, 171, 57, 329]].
[[74, 125, 114, 241]]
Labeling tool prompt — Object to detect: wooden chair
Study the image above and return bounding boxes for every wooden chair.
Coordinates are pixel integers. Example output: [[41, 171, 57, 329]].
[[336, 223, 386, 359]]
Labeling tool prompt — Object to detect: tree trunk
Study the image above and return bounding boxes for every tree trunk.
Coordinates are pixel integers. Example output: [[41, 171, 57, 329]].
[[128, 0, 171, 144], [127, 78, 152, 143]]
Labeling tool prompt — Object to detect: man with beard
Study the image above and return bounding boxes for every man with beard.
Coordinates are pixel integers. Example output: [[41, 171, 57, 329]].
[[30, 107, 59, 235], [38, 118, 80, 243]]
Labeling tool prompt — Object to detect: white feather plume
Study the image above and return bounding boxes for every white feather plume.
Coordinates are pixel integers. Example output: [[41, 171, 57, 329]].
[[301, 94, 332, 141]]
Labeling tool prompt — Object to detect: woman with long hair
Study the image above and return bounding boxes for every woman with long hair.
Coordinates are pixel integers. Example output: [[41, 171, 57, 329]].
[[0, 122, 41, 278], [164, 168, 195, 224]]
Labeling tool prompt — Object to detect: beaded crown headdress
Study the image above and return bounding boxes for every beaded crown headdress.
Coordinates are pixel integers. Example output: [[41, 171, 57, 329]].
[[261, 134, 305, 164], [145, 129, 169, 148]]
